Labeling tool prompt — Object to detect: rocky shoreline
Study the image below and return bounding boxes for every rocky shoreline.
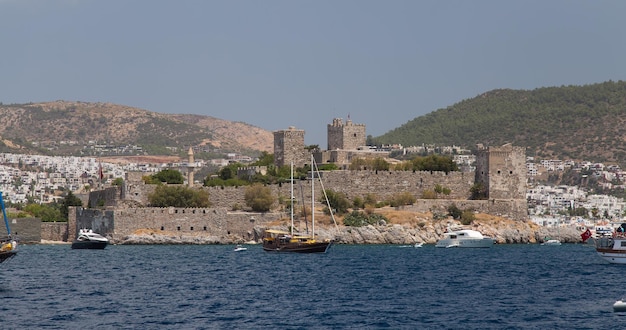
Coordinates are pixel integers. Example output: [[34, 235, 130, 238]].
[[110, 217, 586, 246]]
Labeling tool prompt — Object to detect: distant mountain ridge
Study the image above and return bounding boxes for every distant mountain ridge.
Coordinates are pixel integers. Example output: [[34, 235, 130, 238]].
[[376, 81, 626, 166], [0, 101, 273, 156]]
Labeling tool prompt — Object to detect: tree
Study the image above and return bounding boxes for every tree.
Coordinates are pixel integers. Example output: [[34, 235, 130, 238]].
[[61, 191, 84, 219], [252, 151, 274, 166], [151, 169, 184, 184], [23, 203, 64, 222], [148, 185, 210, 208], [244, 184, 275, 212], [218, 163, 241, 180], [470, 183, 488, 200]]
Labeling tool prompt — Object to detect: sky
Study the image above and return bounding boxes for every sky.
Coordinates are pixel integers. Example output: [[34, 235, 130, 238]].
[[1, 0, 626, 147]]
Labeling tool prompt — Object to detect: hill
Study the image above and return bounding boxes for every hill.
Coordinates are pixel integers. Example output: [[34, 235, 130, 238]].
[[375, 81, 626, 165], [0, 101, 273, 157]]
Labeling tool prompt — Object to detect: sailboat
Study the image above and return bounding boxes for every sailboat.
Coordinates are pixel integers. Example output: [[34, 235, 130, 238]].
[[262, 155, 335, 253], [0, 192, 18, 263]]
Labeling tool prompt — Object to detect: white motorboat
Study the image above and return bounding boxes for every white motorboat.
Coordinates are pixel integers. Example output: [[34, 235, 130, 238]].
[[71, 229, 109, 249], [541, 239, 562, 246], [414, 242, 423, 248], [595, 226, 626, 263], [234, 244, 247, 252], [435, 229, 494, 248]]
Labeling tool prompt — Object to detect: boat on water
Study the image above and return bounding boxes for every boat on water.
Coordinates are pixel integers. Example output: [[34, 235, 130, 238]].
[[541, 239, 562, 246], [614, 299, 626, 312], [414, 242, 424, 248], [594, 224, 626, 264], [435, 229, 494, 248], [0, 191, 17, 264], [233, 244, 247, 252], [263, 156, 334, 253], [71, 229, 109, 249]]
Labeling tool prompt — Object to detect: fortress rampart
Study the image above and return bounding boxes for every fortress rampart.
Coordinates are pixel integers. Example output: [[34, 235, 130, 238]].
[[61, 167, 528, 242]]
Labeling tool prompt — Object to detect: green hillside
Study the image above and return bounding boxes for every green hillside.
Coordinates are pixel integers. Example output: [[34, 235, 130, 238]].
[[375, 81, 626, 164]]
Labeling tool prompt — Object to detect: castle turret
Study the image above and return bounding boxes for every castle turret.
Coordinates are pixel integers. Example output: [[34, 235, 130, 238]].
[[475, 143, 526, 199], [327, 117, 366, 150], [273, 127, 308, 167]]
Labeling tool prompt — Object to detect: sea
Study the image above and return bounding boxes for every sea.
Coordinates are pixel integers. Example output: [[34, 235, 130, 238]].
[[0, 243, 622, 329]]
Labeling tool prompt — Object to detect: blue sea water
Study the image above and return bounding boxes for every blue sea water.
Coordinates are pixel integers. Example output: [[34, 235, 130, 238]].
[[0, 243, 621, 329]]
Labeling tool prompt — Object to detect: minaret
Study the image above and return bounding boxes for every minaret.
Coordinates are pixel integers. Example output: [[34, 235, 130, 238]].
[[187, 147, 194, 187]]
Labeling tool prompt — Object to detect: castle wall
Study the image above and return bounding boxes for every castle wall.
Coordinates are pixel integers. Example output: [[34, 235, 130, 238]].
[[7, 217, 41, 243], [110, 207, 278, 241], [73, 208, 115, 238], [41, 222, 68, 242], [204, 170, 474, 210], [88, 186, 121, 208]]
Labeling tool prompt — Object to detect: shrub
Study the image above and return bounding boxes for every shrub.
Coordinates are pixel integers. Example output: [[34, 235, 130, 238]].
[[447, 204, 462, 219], [352, 196, 364, 209], [470, 183, 488, 200], [388, 192, 416, 207], [421, 190, 437, 199], [244, 184, 275, 212], [343, 210, 388, 227], [460, 210, 476, 225], [323, 189, 350, 215]]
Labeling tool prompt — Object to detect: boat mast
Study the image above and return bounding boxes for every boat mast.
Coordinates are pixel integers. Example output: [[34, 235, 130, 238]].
[[312, 156, 339, 230], [290, 162, 294, 236], [0, 192, 11, 237], [311, 154, 315, 238]]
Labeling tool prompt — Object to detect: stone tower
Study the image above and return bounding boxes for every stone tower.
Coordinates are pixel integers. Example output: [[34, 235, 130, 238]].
[[187, 146, 194, 187], [273, 127, 308, 167], [475, 143, 526, 199], [327, 117, 366, 150]]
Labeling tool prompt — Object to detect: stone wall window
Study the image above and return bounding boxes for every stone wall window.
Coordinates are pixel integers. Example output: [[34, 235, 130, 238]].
[[177, 226, 180, 231]]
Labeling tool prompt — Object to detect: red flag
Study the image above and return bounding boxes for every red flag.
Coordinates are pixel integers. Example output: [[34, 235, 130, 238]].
[[581, 228, 592, 242]]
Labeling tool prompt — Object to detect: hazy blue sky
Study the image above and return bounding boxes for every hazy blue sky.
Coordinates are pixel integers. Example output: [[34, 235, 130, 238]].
[[1, 0, 625, 147]]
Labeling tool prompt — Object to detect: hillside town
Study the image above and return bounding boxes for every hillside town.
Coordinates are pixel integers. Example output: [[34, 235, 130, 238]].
[[0, 146, 623, 233]]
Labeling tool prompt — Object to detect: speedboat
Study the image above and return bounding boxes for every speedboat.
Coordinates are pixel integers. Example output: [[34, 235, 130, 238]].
[[414, 242, 424, 248], [234, 244, 247, 252], [71, 229, 109, 249], [435, 229, 494, 248]]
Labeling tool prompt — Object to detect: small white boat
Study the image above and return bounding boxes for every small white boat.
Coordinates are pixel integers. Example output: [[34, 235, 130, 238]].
[[541, 239, 562, 246], [614, 299, 626, 312], [234, 244, 247, 252], [414, 242, 423, 248], [435, 229, 494, 248]]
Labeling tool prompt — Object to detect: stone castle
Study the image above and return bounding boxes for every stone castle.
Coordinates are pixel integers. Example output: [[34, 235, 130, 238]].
[[57, 118, 526, 243]]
